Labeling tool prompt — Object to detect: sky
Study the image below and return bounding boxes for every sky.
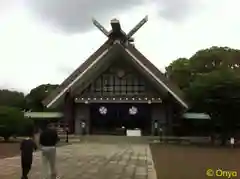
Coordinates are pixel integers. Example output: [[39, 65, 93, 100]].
[[0, 0, 240, 94]]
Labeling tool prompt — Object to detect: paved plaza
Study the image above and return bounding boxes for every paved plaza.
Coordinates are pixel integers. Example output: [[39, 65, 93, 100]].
[[0, 143, 157, 179]]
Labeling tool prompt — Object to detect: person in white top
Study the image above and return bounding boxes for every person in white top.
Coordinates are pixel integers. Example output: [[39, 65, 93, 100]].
[[230, 137, 235, 148], [81, 121, 86, 135]]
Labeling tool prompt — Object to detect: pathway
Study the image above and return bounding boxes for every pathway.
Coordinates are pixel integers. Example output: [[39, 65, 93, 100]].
[[0, 143, 157, 179]]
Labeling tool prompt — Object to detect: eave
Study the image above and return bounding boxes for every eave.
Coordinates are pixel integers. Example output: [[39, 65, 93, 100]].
[[43, 42, 189, 109]]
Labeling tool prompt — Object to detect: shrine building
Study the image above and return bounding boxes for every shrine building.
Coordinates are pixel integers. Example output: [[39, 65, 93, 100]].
[[42, 16, 189, 136]]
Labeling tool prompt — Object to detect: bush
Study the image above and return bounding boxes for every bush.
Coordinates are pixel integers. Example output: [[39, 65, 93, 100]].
[[0, 106, 31, 141]]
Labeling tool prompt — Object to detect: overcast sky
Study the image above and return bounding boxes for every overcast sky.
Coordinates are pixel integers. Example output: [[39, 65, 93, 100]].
[[0, 0, 240, 93]]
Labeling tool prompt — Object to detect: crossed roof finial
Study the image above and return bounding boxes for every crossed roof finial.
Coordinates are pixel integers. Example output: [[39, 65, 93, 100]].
[[92, 15, 148, 43]]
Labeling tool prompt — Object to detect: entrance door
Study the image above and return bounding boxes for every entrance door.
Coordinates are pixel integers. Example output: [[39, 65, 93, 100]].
[[90, 103, 151, 135], [122, 103, 151, 135], [90, 104, 118, 134]]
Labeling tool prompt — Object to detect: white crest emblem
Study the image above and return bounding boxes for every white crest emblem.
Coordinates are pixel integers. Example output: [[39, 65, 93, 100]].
[[129, 106, 138, 115], [99, 106, 107, 115]]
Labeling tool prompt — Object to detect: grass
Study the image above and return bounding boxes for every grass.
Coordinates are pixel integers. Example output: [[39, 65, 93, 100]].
[[150, 143, 240, 179]]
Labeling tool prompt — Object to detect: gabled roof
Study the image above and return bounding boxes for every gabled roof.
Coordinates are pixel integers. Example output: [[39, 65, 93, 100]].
[[42, 39, 112, 107], [42, 40, 189, 109], [42, 17, 189, 109], [124, 44, 188, 108]]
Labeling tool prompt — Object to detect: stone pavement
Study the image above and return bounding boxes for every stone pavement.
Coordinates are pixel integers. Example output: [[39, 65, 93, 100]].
[[0, 143, 157, 179]]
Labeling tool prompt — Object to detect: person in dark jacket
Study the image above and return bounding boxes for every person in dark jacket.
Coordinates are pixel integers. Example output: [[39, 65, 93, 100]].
[[39, 123, 60, 179], [20, 134, 37, 179]]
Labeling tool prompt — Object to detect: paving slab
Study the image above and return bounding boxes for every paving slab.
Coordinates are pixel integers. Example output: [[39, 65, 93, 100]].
[[0, 143, 157, 179]]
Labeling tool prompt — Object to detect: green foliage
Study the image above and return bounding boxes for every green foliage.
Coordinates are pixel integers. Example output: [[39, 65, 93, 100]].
[[166, 46, 240, 145], [0, 83, 58, 141], [0, 84, 58, 112], [187, 70, 240, 114], [0, 106, 24, 140], [0, 106, 35, 140], [0, 90, 25, 109], [25, 84, 58, 111], [189, 46, 240, 73], [17, 117, 34, 137], [165, 58, 191, 89], [166, 46, 240, 89]]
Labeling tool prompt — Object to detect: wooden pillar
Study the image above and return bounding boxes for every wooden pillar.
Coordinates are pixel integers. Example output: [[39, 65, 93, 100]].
[[64, 91, 75, 134], [151, 103, 168, 136], [74, 103, 90, 135], [151, 104, 159, 136], [165, 100, 173, 136]]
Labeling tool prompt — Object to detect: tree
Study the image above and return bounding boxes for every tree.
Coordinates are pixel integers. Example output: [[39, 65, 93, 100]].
[[166, 46, 240, 145], [0, 106, 24, 141], [0, 106, 34, 141], [166, 46, 240, 88], [186, 70, 240, 145], [165, 58, 192, 89], [25, 84, 58, 111], [189, 46, 240, 73], [0, 90, 25, 109]]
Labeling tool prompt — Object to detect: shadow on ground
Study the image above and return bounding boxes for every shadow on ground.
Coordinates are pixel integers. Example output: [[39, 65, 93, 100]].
[[0, 141, 70, 159]]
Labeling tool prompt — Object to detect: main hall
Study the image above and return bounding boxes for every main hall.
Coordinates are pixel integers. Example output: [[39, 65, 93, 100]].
[[42, 17, 189, 136]]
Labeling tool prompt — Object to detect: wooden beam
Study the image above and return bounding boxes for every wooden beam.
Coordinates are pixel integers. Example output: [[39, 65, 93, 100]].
[[127, 15, 148, 39], [75, 97, 162, 104], [110, 18, 121, 34], [92, 18, 109, 37]]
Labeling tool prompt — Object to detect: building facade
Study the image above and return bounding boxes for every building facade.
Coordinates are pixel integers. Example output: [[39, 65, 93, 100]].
[[42, 17, 189, 135]]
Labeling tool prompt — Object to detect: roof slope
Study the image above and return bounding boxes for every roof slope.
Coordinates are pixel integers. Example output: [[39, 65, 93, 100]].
[[124, 44, 188, 108], [42, 40, 189, 109], [42, 39, 112, 107]]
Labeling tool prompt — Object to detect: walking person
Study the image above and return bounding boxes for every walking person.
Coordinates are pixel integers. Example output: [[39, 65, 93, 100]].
[[39, 123, 60, 179], [230, 137, 235, 148], [154, 120, 158, 136], [81, 120, 86, 135], [20, 133, 37, 179], [159, 127, 163, 143]]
